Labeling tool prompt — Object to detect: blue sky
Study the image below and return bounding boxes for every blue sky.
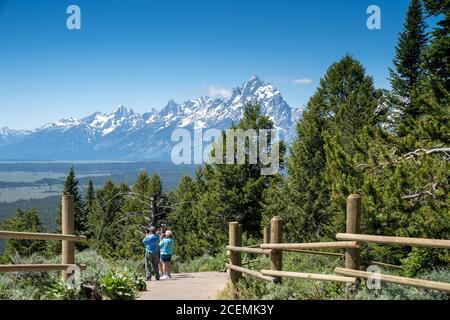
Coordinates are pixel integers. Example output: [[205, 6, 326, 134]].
[[0, 0, 414, 129]]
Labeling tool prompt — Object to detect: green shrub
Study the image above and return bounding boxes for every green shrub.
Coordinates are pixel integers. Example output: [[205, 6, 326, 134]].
[[0, 250, 146, 300], [113, 258, 145, 276], [401, 248, 450, 277], [8, 284, 41, 300], [75, 250, 112, 283], [174, 252, 228, 273], [99, 270, 137, 300], [0, 275, 13, 299], [0, 255, 10, 264], [120, 266, 147, 292], [132, 276, 147, 292], [355, 268, 450, 300], [235, 274, 345, 300], [229, 252, 346, 300], [232, 250, 449, 300], [45, 281, 80, 300], [0, 273, 45, 300]]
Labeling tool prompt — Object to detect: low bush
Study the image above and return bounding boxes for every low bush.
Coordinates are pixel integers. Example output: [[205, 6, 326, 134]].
[[0, 249, 146, 300], [45, 281, 80, 300], [354, 268, 450, 300], [132, 276, 147, 292], [226, 252, 450, 300], [173, 252, 228, 273], [99, 269, 143, 300], [400, 248, 450, 278]]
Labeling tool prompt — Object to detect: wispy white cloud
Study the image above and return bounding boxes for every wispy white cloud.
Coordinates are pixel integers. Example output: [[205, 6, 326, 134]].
[[266, 76, 313, 85], [292, 78, 313, 84], [207, 85, 232, 99]]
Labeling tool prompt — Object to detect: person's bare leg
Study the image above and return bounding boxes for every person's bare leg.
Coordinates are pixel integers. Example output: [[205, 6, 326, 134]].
[[167, 261, 172, 278], [162, 262, 167, 276], [161, 261, 166, 278]]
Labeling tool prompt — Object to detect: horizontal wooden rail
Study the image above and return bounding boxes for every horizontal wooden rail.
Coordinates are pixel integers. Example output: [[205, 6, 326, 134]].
[[241, 259, 262, 266], [0, 230, 87, 242], [226, 245, 272, 255], [0, 264, 87, 273], [336, 233, 450, 249], [226, 264, 275, 283], [334, 268, 450, 293], [370, 261, 403, 270], [261, 270, 357, 284], [260, 241, 359, 250], [286, 249, 345, 258]]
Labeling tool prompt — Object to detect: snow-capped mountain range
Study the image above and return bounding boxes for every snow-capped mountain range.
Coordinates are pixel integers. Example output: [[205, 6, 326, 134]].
[[0, 76, 303, 161]]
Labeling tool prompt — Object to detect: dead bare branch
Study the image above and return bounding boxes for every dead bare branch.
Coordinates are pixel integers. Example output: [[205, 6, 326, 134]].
[[401, 191, 434, 200], [403, 148, 450, 160]]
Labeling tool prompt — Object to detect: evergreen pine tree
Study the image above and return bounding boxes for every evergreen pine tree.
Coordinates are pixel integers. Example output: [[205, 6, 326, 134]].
[[85, 180, 95, 211], [389, 0, 427, 128], [118, 172, 168, 259], [168, 175, 207, 260], [88, 180, 129, 259], [2, 209, 46, 258], [210, 103, 283, 232], [49, 168, 87, 254], [282, 106, 329, 242], [282, 55, 382, 242], [150, 174, 163, 198], [422, 0, 450, 102], [119, 172, 153, 259], [413, 0, 450, 145], [188, 102, 285, 254], [56, 167, 86, 234], [149, 174, 165, 225], [134, 171, 151, 196], [324, 5, 449, 272], [83, 180, 96, 238]]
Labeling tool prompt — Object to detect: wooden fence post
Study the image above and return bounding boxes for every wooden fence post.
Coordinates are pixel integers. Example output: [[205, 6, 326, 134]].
[[270, 216, 283, 284], [238, 223, 243, 245], [61, 195, 75, 281], [263, 226, 271, 244], [229, 222, 242, 299], [345, 194, 361, 294], [345, 194, 361, 270]]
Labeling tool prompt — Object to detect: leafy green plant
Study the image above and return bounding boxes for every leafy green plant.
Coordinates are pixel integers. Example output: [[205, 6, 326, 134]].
[[45, 281, 79, 300], [99, 270, 137, 300], [132, 276, 147, 292]]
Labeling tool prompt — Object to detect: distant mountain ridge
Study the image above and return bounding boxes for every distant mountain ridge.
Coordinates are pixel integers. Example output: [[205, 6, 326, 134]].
[[0, 76, 303, 161]]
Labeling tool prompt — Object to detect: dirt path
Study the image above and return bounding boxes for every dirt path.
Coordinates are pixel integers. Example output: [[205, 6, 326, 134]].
[[138, 272, 229, 300]]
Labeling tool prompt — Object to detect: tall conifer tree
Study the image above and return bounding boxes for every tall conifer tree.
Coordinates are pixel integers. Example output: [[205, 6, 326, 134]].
[[56, 167, 86, 234], [282, 55, 381, 242], [389, 0, 427, 123]]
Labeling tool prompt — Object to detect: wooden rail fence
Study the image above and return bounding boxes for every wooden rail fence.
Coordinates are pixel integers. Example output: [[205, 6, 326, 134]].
[[0, 195, 87, 280], [226, 194, 450, 298]]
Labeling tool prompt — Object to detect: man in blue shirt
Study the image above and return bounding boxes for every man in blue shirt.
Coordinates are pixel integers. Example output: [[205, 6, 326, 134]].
[[142, 226, 160, 281]]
